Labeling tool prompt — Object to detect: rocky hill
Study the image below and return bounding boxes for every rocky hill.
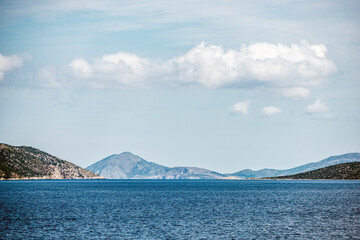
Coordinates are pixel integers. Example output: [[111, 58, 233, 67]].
[[0, 143, 102, 180], [87, 152, 226, 179], [230, 153, 360, 178], [268, 162, 360, 180]]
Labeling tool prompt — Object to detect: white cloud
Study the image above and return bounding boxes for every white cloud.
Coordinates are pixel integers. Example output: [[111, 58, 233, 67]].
[[281, 87, 310, 99], [261, 106, 281, 116], [307, 99, 329, 113], [67, 41, 337, 89], [0, 54, 23, 81], [68, 53, 153, 87], [69, 58, 92, 77], [95, 52, 151, 85], [230, 101, 250, 115], [170, 41, 336, 88]]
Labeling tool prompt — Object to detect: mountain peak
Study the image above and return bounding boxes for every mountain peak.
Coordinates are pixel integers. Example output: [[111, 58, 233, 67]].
[[103, 152, 141, 162], [120, 151, 136, 156]]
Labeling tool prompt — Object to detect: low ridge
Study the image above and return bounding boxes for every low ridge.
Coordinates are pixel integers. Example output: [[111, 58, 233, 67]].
[[230, 153, 360, 178]]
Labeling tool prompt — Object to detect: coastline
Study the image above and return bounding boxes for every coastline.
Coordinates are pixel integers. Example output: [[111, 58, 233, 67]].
[[2, 177, 358, 181]]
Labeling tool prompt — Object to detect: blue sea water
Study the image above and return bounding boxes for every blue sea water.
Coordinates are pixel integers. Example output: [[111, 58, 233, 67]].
[[0, 180, 359, 239]]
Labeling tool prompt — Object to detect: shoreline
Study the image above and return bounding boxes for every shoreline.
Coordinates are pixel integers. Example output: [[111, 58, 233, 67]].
[[1, 178, 359, 181]]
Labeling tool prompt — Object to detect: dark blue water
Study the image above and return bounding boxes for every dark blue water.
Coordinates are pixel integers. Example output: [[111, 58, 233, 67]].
[[0, 180, 359, 239]]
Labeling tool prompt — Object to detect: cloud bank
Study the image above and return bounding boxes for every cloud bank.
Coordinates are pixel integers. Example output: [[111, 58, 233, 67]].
[[67, 41, 337, 89]]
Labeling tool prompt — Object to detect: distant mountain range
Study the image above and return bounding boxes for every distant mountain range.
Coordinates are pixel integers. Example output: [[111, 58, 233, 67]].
[[0, 143, 102, 180], [268, 162, 360, 180], [230, 153, 360, 178], [87, 152, 360, 179], [86, 152, 226, 179], [1, 142, 359, 180]]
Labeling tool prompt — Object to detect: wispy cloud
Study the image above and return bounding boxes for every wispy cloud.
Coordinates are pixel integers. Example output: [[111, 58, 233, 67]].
[[0, 54, 23, 81], [281, 87, 310, 99], [307, 99, 329, 113], [38, 67, 62, 88], [306, 99, 334, 118]]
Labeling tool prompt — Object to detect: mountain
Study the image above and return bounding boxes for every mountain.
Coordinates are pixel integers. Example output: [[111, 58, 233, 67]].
[[86, 152, 168, 179], [268, 162, 360, 180], [87, 152, 226, 179], [230, 153, 360, 178], [0, 143, 102, 180]]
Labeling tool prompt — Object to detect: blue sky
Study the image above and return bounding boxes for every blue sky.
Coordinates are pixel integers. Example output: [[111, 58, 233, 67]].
[[0, 0, 359, 173]]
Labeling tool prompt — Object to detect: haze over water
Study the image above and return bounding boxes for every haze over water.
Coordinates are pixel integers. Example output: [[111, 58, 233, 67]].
[[1, 180, 359, 239]]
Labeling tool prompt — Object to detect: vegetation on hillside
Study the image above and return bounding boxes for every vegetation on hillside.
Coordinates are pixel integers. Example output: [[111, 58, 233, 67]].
[[268, 162, 360, 180]]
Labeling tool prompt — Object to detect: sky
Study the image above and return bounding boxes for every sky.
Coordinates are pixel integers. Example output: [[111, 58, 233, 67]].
[[0, 0, 359, 173]]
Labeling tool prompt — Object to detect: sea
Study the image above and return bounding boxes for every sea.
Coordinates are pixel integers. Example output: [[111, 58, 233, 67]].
[[0, 180, 359, 239]]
